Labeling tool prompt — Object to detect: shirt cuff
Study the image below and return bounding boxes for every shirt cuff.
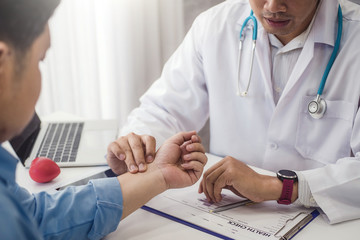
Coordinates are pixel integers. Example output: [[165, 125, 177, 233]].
[[88, 177, 123, 239], [293, 171, 319, 208]]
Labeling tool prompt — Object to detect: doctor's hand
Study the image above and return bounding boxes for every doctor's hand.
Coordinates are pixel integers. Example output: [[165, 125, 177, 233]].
[[198, 156, 297, 203], [154, 131, 207, 189], [116, 131, 207, 220], [107, 133, 157, 175]]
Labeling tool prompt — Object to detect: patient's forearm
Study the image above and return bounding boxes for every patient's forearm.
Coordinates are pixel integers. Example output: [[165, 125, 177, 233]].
[[117, 164, 166, 220]]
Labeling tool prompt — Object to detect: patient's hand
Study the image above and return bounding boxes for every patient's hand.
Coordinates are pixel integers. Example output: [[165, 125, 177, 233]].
[[154, 131, 207, 189]]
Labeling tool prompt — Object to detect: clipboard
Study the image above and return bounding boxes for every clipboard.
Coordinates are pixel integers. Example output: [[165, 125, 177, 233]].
[[141, 153, 319, 240], [274, 209, 319, 240], [142, 154, 320, 239], [142, 199, 319, 240], [141, 205, 235, 240]]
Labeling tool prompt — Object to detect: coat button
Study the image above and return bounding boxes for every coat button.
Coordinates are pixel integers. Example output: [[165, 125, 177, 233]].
[[269, 142, 278, 150]]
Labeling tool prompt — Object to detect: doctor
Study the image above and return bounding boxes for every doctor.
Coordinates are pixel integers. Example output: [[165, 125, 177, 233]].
[[107, 0, 360, 224]]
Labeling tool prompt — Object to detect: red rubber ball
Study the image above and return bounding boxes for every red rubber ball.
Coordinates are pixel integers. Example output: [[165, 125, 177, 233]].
[[29, 157, 61, 183]]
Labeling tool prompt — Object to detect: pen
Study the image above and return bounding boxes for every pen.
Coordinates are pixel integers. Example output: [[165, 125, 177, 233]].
[[210, 199, 254, 213]]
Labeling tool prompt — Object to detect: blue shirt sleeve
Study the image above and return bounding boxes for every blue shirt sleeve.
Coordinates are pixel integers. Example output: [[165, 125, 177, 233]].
[[0, 184, 43, 240], [13, 177, 123, 240]]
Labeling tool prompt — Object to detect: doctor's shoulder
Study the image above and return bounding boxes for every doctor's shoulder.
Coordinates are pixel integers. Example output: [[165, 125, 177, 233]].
[[341, 0, 360, 31], [342, 0, 360, 21], [338, 2, 360, 64], [189, 0, 251, 40], [191, 0, 249, 25]]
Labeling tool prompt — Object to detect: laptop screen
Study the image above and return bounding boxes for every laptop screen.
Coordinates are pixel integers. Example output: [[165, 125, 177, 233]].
[[9, 113, 41, 166]]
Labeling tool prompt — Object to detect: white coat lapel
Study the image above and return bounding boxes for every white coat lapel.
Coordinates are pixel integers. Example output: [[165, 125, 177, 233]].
[[281, 31, 315, 98], [279, 0, 337, 100], [254, 28, 274, 107]]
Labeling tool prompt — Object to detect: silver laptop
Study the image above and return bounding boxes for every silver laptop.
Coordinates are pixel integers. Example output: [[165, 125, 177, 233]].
[[10, 113, 118, 168]]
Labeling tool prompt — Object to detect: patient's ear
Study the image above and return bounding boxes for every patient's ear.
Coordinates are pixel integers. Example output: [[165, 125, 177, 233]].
[[0, 42, 11, 72], [0, 42, 12, 91]]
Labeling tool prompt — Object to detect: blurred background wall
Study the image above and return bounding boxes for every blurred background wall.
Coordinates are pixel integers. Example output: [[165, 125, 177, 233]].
[[37, 0, 223, 127]]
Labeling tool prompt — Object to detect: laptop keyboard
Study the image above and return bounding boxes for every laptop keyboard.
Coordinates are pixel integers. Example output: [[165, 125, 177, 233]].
[[36, 122, 84, 162]]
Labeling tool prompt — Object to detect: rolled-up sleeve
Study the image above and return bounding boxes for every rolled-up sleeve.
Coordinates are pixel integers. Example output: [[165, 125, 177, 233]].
[[88, 178, 123, 239], [15, 177, 123, 240]]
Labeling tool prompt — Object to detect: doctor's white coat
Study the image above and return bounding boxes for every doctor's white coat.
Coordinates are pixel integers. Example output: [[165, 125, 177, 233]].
[[121, 0, 360, 224]]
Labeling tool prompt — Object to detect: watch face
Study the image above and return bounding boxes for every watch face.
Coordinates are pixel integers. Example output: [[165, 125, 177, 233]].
[[277, 169, 297, 180]]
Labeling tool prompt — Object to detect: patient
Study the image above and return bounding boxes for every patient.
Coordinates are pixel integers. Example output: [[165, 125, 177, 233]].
[[0, 0, 207, 239]]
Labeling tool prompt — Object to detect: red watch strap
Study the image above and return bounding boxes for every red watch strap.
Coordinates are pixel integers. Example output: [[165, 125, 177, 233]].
[[277, 179, 293, 205]]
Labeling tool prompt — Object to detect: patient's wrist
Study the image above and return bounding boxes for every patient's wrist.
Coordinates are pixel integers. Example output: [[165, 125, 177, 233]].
[[147, 163, 168, 191]]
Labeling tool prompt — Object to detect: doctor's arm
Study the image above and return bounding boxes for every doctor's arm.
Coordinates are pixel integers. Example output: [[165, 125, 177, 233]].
[[295, 105, 360, 224], [107, 14, 209, 175], [199, 133, 360, 224]]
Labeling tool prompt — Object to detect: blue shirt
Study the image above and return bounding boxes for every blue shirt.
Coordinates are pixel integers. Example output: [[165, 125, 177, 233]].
[[0, 146, 123, 239]]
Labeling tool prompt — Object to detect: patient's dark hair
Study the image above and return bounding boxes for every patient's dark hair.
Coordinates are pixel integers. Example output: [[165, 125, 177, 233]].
[[0, 0, 61, 55]]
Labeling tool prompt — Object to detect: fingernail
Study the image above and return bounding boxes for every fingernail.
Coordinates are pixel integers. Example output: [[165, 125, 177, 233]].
[[130, 165, 137, 172], [186, 144, 194, 151], [119, 154, 125, 160], [139, 163, 146, 171], [181, 163, 188, 168], [146, 155, 154, 163]]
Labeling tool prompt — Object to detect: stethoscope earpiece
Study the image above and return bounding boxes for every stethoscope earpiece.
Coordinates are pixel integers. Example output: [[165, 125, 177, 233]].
[[236, 91, 248, 97]]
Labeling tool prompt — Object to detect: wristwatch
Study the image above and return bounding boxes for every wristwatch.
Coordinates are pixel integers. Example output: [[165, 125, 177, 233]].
[[277, 169, 298, 205]]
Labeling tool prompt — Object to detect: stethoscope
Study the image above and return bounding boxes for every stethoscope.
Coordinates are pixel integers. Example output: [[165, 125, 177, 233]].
[[237, 5, 343, 119]]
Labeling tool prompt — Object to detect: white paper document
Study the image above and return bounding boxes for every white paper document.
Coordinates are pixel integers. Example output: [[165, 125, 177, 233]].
[[144, 155, 318, 240]]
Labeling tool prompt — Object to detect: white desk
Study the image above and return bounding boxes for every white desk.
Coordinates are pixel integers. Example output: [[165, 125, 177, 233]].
[[16, 157, 359, 240], [104, 208, 359, 240], [15, 161, 109, 193], [10, 126, 359, 240], [11, 112, 111, 193], [105, 154, 360, 240]]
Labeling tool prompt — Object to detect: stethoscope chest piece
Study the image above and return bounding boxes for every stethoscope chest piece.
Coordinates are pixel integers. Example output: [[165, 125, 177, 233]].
[[308, 96, 327, 119]]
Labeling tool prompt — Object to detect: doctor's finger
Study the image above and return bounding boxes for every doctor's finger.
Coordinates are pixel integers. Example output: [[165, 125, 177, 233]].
[[128, 133, 147, 172], [107, 141, 126, 162], [199, 160, 223, 196], [200, 178, 212, 202], [204, 167, 226, 203], [106, 142, 128, 175], [117, 136, 138, 173], [212, 172, 229, 203], [202, 160, 224, 179], [141, 135, 156, 163], [198, 177, 205, 194], [199, 162, 220, 198]]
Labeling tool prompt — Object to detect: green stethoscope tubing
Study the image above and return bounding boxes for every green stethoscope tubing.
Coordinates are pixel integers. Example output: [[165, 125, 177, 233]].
[[237, 5, 343, 118]]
